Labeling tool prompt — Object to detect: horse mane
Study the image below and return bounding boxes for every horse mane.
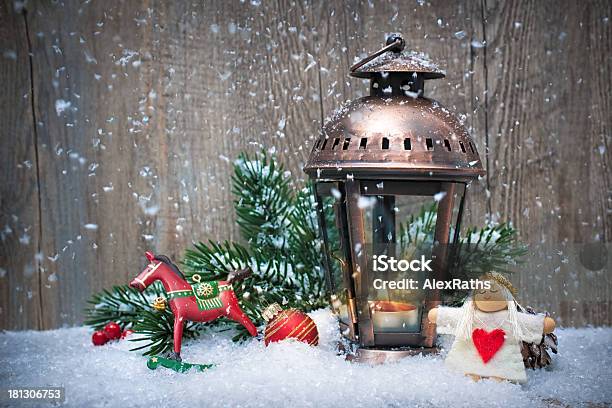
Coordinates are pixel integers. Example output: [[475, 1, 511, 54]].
[[154, 255, 186, 280]]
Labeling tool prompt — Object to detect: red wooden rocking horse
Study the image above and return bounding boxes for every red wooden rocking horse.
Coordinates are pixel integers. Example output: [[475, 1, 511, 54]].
[[129, 251, 258, 361]]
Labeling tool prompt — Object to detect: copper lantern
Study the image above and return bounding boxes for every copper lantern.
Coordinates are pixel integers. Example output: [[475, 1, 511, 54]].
[[304, 35, 485, 363]]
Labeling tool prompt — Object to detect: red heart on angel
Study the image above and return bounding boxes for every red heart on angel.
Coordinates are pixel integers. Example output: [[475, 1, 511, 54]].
[[472, 328, 505, 363]]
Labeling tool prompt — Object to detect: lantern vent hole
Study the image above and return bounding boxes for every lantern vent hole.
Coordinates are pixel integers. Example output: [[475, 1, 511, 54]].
[[469, 141, 475, 153], [426, 138, 434, 151], [404, 138, 412, 150], [382, 137, 390, 149], [343, 138, 351, 150], [332, 137, 341, 150], [444, 139, 452, 151], [459, 141, 466, 153], [359, 138, 368, 149], [321, 139, 328, 150]]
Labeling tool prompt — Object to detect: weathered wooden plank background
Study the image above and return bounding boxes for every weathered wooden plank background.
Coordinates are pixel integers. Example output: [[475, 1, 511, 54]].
[[0, 0, 610, 330]]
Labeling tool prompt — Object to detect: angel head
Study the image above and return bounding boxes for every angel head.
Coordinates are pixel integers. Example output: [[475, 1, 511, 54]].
[[473, 272, 518, 312], [454, 272, 524, 340]]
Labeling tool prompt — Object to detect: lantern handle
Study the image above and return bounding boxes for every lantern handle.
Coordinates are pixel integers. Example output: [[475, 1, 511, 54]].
[[349, 34, 405, 73]]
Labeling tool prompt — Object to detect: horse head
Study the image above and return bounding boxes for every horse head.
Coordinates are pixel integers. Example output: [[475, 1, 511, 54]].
[[129, 251, 165, 291]]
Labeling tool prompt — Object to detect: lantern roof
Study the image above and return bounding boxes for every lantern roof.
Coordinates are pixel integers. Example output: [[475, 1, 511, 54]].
[[350, 50, 446, 80], [304, 95, 485, 182], [347, 34, 446, 80]]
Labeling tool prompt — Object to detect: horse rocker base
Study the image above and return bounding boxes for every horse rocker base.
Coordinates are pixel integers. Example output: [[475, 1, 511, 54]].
[[147, 355, 215, 373]]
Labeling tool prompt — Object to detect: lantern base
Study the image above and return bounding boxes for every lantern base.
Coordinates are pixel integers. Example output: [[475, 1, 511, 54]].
[[347, 347, 439, 365]]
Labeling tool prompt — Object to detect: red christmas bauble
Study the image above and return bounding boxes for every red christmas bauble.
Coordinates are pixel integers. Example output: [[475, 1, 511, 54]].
[[121, 329, 134, 339], [104, 322, 122, 340], [263, 303, 318, 346], [92, 330, 108, 346]]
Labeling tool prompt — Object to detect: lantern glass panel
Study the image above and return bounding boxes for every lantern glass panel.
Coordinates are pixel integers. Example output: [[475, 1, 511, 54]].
[[315, 182, 352, 328], [359, 181, 467, 335]]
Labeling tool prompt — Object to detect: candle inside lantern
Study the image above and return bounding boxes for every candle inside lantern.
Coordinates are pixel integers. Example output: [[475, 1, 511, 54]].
[[370, 300, 420, 333]]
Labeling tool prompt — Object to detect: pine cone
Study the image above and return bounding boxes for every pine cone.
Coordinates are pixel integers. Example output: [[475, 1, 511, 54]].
[[519, 306, 558, 369]]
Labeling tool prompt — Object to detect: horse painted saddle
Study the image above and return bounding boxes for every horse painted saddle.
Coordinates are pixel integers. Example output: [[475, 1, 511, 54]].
[[167, 274, 232, 311]]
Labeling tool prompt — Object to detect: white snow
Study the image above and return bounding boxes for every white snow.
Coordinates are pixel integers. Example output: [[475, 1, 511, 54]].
[[454, 30, 467, 40], [115, 49, 139, 67], [0, 310, 610, 407], [330, 187, 342, 200], [471, 40, 486, 49], [433, 191, 447, 202], [55, 99, 72, 116], [357, 196, 377, 209], [18, 233, 30, 245], [3, 50, 17, 60]]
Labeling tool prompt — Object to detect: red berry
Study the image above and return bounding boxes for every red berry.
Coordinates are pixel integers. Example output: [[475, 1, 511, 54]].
[[103, 322, 122, 340], [92, 330, 108, 346], [121, 329, 134, 339]]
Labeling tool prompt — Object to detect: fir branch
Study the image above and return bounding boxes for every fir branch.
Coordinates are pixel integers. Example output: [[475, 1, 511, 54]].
[[232, 151, 293, 256], [183, 239, 327, 341], [399, 203, 437, 255], [397, 204, 526, 277], [84, 284, 162, 330], [453, 223, 528, 276], [130, 309, 206, 356], [287, 185, 324, 272]]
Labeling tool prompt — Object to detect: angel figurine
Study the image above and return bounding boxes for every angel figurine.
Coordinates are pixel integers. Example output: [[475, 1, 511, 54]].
[[428, 272, 555, 383]]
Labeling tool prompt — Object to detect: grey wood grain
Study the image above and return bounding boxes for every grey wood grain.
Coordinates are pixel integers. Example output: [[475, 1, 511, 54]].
[[22, 0, 155, 328], [482, 0, 611, 326], [0, 0, 43, 330]]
